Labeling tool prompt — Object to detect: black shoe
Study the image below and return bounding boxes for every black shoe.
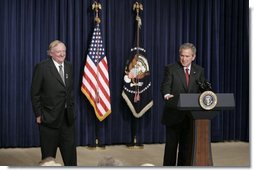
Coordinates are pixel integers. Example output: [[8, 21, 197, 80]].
[[126, 143, 135, 148]]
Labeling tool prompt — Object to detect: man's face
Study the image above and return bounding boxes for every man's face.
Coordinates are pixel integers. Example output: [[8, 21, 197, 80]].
[[179, 48, 196, 67], [49, 43, 66, 64]]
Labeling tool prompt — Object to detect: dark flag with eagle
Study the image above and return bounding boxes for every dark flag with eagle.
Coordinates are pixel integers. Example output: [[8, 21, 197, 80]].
[[122, 2, 153, 118]]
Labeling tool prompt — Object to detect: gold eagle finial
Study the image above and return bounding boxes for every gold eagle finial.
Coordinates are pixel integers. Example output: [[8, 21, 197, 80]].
[[133, 2, 143, 15], [133, 2, 143, 29], [92, 1, 102, 24]]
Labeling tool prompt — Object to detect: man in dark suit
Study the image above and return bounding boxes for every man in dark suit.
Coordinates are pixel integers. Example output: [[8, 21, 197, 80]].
[[161, 43, 205, 166], [31, 40, 77, 166]]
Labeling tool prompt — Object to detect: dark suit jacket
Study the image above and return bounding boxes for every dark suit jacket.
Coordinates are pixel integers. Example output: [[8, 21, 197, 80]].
[[31, 57, 75, 128], [160, 62, 205, 126]]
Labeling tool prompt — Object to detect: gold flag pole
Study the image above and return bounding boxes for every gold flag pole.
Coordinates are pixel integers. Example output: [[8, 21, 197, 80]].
[[126, 2, 144, 149], [92, 1, 102, 24], [92, 1, 101, 105], [133, 2, 143, 48], [88, 1, 105, 150], [132, 2, 144, 104]]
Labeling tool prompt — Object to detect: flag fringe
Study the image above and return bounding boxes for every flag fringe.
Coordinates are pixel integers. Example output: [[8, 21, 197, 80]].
[[122, 91, 153, 118], [81, 86, 111, 121]]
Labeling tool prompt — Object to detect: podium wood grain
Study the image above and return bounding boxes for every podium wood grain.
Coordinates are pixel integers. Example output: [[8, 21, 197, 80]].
[[192, 120, 213, 166]]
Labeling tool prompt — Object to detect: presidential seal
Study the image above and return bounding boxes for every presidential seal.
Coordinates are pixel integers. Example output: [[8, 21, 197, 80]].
[[199, 91, 218, 110]]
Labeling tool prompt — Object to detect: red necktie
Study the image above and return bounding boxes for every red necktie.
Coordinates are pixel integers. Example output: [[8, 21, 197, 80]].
[[185, 68, 189, 87]]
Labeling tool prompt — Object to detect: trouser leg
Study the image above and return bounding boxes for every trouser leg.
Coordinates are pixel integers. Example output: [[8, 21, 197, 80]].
[[163, 125, 180, 166], [177, 116, 193, 166], [39, 125, 59, 160], [59, 112, 77, 166]]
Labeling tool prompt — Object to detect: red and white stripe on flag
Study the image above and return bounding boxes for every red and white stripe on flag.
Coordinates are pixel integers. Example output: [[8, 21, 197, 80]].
[[81, 24, 111, 121]]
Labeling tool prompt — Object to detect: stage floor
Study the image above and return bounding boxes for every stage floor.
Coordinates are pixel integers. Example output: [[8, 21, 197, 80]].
[[0, 142, 249, 167]]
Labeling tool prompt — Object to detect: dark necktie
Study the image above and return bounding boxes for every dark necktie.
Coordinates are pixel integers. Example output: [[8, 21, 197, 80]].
[[185, 68, 189, 87], [59, 65, 65, 84]]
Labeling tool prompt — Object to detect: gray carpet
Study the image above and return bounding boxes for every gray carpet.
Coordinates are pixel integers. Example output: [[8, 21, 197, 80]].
[[0, 142, 249, 167]]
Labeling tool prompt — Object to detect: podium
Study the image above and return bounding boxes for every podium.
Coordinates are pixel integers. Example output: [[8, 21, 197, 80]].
[[177, 93, 235, 166]]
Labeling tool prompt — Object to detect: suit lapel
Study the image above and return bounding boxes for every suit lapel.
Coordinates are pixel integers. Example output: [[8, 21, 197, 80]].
[[48, 58, 66, 87], [64, 62, 70, 88], [188, 64, 198, 92]]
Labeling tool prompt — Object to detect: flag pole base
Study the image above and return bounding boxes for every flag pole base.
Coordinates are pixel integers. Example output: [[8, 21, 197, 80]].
[[126, 144, 144, 149], [87, 145, 106, 150], [87, 138, 106, 150], [126, 136, 144, 149]]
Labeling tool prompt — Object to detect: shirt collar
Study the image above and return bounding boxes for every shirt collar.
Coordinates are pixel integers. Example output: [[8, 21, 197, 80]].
[[184, 64, 191, 71], [52, 58, 64, 71]]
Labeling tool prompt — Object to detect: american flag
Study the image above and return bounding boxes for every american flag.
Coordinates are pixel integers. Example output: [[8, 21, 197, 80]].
[[81, 24, 111, 121]]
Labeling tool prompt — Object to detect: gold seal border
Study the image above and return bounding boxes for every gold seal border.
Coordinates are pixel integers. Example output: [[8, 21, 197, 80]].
[[199, 91, 218, 110]]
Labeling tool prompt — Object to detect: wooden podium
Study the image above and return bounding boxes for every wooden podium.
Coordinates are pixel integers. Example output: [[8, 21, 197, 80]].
[[177, 93, 235, 166]]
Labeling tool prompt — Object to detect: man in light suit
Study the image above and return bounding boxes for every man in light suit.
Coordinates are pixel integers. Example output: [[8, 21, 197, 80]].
[[161, 43, 205, 166], [31, 40, 77, 166]]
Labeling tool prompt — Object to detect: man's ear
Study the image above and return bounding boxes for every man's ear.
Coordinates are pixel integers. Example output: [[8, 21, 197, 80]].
[[192, 54, 196, 61]]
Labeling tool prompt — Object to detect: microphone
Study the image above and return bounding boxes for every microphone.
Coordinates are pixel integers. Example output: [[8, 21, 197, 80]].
[[204, 80, 212, 91], [196, 80, 212, 92], [196, 80, 206, 92], [195, 80, 201, 85]]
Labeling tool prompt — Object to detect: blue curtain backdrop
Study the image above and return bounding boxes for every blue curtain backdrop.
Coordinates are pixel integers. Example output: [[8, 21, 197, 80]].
[[0, 0, 249, 147]]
